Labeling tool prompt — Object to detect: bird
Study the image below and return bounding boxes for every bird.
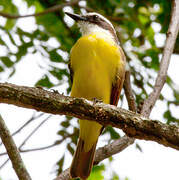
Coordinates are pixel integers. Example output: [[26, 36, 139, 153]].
[[65, 11, 126, 180]]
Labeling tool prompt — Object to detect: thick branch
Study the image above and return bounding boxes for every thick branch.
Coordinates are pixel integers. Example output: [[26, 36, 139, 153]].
[[0, 115, 32, 180], [141, 0, 179, 116], [57, 68, 136, 180], [0, 83, 178, 150]]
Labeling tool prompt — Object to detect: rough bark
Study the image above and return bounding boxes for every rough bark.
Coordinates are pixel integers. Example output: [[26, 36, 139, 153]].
[[141, 0, 179, 116], [0, 115, 32, 180], [0, 83, 178, 150]]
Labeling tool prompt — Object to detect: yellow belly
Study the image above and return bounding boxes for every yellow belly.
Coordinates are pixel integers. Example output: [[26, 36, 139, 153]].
[[70, 33, 121, 151]]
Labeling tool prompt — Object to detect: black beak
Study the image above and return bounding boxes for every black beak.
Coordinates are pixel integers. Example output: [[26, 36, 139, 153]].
[[65, 12, 87, 21]]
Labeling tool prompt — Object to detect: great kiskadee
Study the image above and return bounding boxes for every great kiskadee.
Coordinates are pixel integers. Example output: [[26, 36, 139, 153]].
[[65, 12, 126, 179]]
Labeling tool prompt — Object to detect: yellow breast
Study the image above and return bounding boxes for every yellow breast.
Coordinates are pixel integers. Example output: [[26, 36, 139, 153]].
[[70, 33, 121, 103], [70, 32, 123, 152]]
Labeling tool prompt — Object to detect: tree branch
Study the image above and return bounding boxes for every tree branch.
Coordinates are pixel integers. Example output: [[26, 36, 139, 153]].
[[94, 135, 134, 164], [0, 2, 178, 180], [0, 113, 42, 146], [0, 115, 32, 180], [123, 70, 137, 112], [0, 127, 76, 156], [0, 83, 178, 150], [20, 131, 77, 153], [11, 113, 44, 138], [55, 135, 134, 180], [0, 114, 49, 172], [0, 1, 79, 19], [141, 0, 179, 117], [19, 131, 75, 153], [0, 0, 125, 24], [57, 66, 137, 180], [0, 158, 9, 169]]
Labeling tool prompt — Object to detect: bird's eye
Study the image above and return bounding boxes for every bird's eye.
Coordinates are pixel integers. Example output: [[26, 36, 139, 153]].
[[93, 15, 98, 20]]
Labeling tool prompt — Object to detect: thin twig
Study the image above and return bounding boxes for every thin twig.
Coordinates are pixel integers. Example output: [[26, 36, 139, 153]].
[[0, 83, 178, 149], [55, 135, 134, 180], [0, 115, 32, 180], [55, 168, 70, 180], [12, 113, 44, 137], [0, 0, 126, 25], [0, 1, 79, 19], [0, 158, 9, 169], [0, 115, 50, 156], [121, 69, 137, 156], [123, 70, 137, 112], [0, 1, 178, 180], [56, 1, 179, 179], [0, 115, 50, 172], [20, 131, 76, 153], [141, 0, 179, 117], [20, 143, 58, 153], [19, 115, 50, 148], [20, 143, 56, 153], [0, 130, 75, 156], [0, 113, 43, 146], [94, 135, 134, 164]]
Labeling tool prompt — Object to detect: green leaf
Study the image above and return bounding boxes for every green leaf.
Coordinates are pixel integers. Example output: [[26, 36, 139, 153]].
[[61, 121, 70, 128], [49, 50, 64, 63], [58, 130, 67, 136], [8, 68, 16, 78], [105, 126, 120, 139], [112, 172, 119, 180], [17, 28, 34, 38], [71, 127, 78, 144], [108, 156, 113, 162], [145, 49, 160, 70], [5, 19, 16, 30], [173, 90, 179, 100], [36, 10, 74, 50], [164, 110, 179, 124], [146, 26, 155, 46], [50, 68, 69, 81], [16, 42, 33, 62], [125, 177, 130, 180], [67, 143, 74, 155], [88, 164, 105, 180], [57, 155, 65, 174], [138, 7, 149, 16], [0, 0, 18, 30], [35, 75, 54, 88], [0, 56, 14, 67], [138, 14, 149, 25], [0, 66, 4, 72], [136, 143, 143, 152], [0, 38, 6, 46]]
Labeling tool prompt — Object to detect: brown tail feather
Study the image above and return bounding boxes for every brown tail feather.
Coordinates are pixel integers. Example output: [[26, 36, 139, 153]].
[[70, 138, 97, 180]]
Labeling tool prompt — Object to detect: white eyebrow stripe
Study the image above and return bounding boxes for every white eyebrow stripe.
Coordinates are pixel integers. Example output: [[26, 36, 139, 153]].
[[78, 12, 118, 44], [85, 12, 115, 32]]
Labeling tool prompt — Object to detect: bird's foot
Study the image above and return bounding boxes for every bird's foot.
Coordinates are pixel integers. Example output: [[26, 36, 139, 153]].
[[92, 97, 103, 104]]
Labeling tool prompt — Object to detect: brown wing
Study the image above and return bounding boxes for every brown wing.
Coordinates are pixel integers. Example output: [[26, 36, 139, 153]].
[[68, 58, 73, 84], [110, 46, 126, 106]]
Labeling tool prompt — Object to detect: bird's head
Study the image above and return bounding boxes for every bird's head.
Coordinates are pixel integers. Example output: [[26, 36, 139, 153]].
[[65, 12, 118, 43]]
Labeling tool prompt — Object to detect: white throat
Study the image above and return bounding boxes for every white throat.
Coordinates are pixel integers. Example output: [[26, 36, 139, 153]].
[[78, 22, 116, 43]]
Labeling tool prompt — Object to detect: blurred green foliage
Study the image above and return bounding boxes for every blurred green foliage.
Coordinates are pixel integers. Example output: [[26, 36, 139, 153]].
[[0, 0, 178, 179], [88, 164, 105, 180]]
